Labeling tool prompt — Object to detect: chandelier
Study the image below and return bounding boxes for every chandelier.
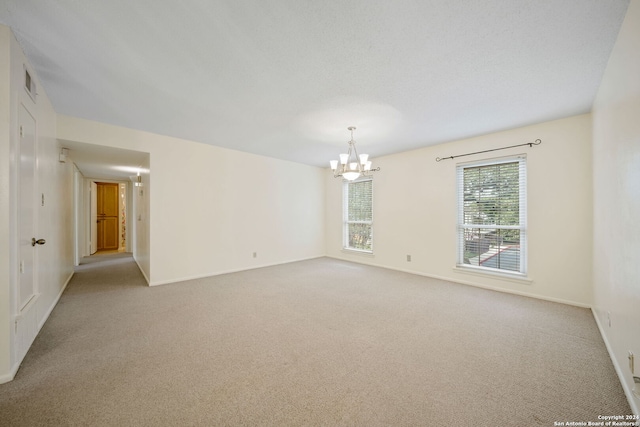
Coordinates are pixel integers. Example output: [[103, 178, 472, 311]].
[[329, 126, 380, 181]]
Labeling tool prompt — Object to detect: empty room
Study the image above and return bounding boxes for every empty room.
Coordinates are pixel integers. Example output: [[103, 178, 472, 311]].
[[0, 1, 639, 425]]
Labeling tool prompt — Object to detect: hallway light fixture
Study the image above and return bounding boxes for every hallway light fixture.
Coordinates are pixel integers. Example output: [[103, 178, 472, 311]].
[[329, 126, 380, 181]]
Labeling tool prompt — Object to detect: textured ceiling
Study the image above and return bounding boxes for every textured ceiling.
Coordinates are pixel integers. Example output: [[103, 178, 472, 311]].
[[0, 0, 630, 168]]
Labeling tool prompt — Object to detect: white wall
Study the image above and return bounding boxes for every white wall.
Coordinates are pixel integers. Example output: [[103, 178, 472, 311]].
[[0, 26, 74, 383], [592, 0, 640, 414], [57, 115, 326, 286], [326, 114, 594, 307]]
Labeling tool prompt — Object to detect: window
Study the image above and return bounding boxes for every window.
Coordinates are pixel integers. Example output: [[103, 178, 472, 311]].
[[343, 178, 373, 252], [457, 156, 527, 274]]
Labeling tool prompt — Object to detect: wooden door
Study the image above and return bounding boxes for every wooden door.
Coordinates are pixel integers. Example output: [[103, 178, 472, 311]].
[[90, 181, 97, 254], [97, 183, 119, 251]]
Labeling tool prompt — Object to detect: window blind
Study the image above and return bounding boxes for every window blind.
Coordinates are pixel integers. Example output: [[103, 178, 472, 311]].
[[456, 156, 527, 274], [343, 178, 373, 252]]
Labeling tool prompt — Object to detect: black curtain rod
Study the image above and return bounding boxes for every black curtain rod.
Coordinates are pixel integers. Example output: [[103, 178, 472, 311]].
[[435, 139, 542, 162]]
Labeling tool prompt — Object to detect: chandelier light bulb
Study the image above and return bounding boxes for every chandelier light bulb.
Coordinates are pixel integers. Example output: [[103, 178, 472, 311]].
[[339, 153, 349, 165], [359, 154, 369, 165], [329, 160, 338, 170]]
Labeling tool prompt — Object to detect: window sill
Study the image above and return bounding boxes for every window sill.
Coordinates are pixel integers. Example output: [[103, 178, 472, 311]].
[[341, 248, 374, 257], [453, 265, 532, 285]]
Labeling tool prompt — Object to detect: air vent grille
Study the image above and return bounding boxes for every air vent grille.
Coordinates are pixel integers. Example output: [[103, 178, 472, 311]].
[[24, 66, 36, 102]]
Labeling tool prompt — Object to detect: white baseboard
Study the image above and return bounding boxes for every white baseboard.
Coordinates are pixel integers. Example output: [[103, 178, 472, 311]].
[[38, 271, 74, 331], [149, 255, 324, 287], [0, 362, 21, 385], [2, 271, 76, 385], [591, 309, 639, 415], [134, 257, 150, 285], [326, 255, 591, 308], [0, 271, 74, 384]]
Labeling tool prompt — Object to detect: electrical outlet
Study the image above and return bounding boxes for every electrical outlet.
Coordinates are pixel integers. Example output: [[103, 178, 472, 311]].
[[253, 252, 257, 258], [407, 255, 411, 262], [607, 311, 611, 327]]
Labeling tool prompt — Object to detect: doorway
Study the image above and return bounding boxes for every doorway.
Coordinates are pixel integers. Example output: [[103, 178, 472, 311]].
[[89, 181, 128, 255], [62, 140, 149, 274]]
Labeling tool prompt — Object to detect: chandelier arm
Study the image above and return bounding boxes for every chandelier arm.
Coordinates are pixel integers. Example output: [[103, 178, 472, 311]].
[[345, 143, 353, 173], [362, 166, 381, 177], [350, 141, 363, 173]]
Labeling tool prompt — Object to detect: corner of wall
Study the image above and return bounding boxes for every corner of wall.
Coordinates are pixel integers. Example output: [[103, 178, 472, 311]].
[[591, 0, 640, 414]]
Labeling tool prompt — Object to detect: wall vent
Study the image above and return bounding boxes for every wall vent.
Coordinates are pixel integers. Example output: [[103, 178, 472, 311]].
[[24, 66, 36, 102]]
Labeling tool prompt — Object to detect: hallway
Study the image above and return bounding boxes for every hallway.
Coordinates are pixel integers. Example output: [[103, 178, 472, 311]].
[[67, 252, 147, 293]]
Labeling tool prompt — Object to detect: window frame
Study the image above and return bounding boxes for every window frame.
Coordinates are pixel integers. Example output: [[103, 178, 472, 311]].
[[456, 155, 527, 276], [342, 177, 374, 254]]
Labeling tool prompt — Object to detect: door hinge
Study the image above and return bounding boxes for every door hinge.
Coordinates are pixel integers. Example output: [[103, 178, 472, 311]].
[[19, 125, 23, 137]]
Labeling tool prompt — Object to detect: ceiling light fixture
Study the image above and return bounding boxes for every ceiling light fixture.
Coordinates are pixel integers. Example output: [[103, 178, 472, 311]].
[[330, 126, 380, 181]]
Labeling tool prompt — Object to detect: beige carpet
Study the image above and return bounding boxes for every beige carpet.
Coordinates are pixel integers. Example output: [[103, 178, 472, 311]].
[[0, 254, 631, 426]]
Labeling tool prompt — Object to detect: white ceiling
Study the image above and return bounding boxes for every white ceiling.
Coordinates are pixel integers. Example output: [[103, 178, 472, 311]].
[[0, 0, 630, 168]]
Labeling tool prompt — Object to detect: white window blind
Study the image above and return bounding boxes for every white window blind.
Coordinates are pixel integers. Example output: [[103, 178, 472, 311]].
[[456, 156, 527, 274], [343, 178, 373, 252]]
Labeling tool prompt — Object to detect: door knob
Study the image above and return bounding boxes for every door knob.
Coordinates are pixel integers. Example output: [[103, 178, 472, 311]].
[[31, 238, 46, 246]]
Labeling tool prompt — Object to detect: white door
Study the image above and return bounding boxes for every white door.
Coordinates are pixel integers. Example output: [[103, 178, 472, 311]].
[[90, 181, 97, 254], [18, 104, 37, 309]]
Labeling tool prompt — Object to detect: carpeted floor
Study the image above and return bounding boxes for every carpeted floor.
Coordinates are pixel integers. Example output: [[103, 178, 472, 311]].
[[0, 254, 632, 426]]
